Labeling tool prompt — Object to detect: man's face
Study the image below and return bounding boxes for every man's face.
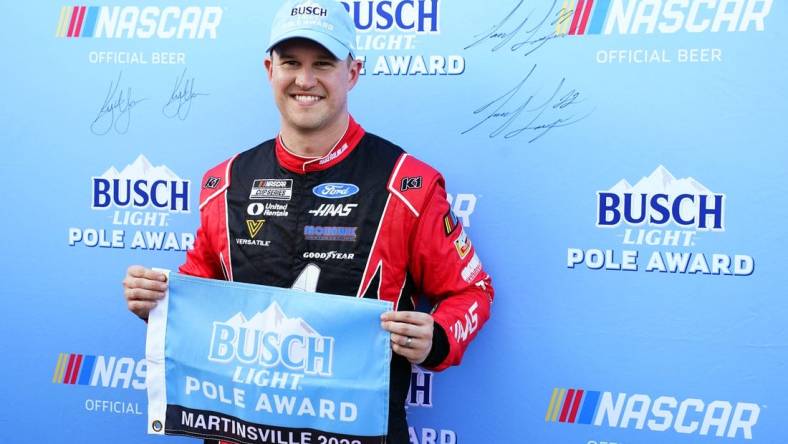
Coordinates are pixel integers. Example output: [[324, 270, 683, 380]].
[[265, 38, 360, 135]]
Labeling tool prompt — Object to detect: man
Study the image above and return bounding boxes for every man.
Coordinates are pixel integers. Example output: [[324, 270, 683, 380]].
[[123, 0, 493, 442]]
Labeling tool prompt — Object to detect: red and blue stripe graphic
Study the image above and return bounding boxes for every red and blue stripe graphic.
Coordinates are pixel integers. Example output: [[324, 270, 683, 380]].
[[557, 0, 613, 36], [52, 352, 97, 385], [56, 6, 100, 38], [546, 387, 601, 424]]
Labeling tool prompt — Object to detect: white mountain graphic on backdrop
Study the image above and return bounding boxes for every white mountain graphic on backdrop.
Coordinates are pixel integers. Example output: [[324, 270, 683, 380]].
[[224, 302, 319, 337], [606, 165, 712, 195], [99, 154, 181, 181]]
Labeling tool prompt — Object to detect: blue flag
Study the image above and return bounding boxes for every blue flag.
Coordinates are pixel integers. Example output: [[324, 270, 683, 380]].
[[146, 272, 391, 443]]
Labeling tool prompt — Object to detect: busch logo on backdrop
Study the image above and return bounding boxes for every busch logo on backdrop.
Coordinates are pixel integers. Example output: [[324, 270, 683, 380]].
[[546, 387, 761, 440], [68, 155, 194, 251], [341, 0, 439, 33], [342, 0, 466, 76], [596, 165, 725, 231], [567, 166, 753, 276], [209, 302, 335, 377], [92, 154, 189, 212], [407, 368, 433, 407]]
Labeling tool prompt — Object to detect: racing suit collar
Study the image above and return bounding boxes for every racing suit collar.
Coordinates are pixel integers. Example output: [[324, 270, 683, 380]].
[[275, 115, 366, 174]]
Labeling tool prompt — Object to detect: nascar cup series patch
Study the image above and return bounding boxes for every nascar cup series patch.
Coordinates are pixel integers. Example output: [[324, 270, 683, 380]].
[[146, 272, 391, 444]]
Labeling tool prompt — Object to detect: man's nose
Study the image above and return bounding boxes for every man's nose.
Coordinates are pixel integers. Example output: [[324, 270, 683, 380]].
[[295, 68, 317, 89]]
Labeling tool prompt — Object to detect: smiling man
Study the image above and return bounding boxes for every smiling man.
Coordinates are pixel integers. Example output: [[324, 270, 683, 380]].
[[123, 0, 494, 442]]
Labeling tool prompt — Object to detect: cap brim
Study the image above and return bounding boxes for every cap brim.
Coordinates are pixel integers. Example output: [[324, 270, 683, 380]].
[[267, 28, 352, 60]]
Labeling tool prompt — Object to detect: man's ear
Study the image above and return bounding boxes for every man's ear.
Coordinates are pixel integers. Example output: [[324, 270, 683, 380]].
[[347, 58, 362, 91], [264, 56, 273, 81]]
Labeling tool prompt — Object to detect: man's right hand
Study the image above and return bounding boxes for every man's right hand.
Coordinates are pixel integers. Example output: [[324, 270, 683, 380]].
[[123, 266, 168, 321]]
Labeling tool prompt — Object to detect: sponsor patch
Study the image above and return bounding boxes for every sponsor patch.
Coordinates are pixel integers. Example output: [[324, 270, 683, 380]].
[[247, 202, 289, 217], [461, 253, 482, 283], [308, 203, 357, 217], [250, 179, 293, 201], [235, 238, 270, 247], [304, 226, 357, 242], [302, 251, 355, 261], [453, 228, 472, 259], [443, 210, 459, 236], [245, 220, 265, 238], [313, 183, 359, 199], [203, 176, 221, 189], [318, 143, 348, 165], [400, 176, 422, 192]]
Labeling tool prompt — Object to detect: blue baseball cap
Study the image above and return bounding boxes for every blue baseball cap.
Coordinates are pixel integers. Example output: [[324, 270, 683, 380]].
[[267, 0, 357, 60]]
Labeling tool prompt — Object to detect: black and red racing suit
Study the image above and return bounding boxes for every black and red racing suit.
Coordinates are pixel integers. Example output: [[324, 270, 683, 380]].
[[179, 116, 494, 443]]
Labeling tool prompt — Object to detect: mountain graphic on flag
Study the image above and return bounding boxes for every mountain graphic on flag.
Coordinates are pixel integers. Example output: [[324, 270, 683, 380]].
[[223, 302, 319, 337]]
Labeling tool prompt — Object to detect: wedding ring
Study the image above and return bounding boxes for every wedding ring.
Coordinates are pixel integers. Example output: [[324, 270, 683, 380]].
[[405, 336, 413, 347]]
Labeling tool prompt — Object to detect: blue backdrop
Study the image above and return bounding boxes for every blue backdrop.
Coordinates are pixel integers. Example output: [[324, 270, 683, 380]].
[[2, 1, 786, 443]]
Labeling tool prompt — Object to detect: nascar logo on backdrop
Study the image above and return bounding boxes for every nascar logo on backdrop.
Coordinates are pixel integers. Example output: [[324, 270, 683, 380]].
[[67, 155, 194, 251], [464, 0, 773, 65], [545, 387, 761, 440], [558, 0, 772, 36], [52, 352, 146, 415], [567, 165, 754, 276], [55, 5, 224, 65], [584, 0, 774, 64], [55, 6, 222, 39]]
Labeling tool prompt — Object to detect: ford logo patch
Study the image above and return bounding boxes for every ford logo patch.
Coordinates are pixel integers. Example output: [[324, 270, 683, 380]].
[[312, 183, 360, 199]]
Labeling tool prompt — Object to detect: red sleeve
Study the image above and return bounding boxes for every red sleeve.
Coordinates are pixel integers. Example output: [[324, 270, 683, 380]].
[[178, 156, 236, 280], [404, 163, 494, 371]]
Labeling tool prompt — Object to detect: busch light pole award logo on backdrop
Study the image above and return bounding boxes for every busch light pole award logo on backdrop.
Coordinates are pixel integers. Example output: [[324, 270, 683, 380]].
[[568, 165, 754, 276], [68, 155, 194, 251]]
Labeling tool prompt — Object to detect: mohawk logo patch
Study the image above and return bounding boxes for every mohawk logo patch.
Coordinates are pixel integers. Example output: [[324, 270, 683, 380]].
[[246, 220, 265, 238]]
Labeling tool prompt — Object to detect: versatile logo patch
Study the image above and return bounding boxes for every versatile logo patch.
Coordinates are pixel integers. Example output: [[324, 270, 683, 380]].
[[250, 179, 293, 201], [304, 226, 357, 242], [245, 220, 265, 238], [312, 183, 359, 199], [443, 210, 459, 236], [203, 176, 221, 189], [400, 176, 422, 192], [453, 228, 472, 259]]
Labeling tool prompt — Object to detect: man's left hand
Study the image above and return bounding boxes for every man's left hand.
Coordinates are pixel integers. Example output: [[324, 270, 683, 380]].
[[381, 311, 433, 364]]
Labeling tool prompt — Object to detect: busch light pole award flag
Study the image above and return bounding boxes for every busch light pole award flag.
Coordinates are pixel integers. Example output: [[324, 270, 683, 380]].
[[145, 272, 391, 444]]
